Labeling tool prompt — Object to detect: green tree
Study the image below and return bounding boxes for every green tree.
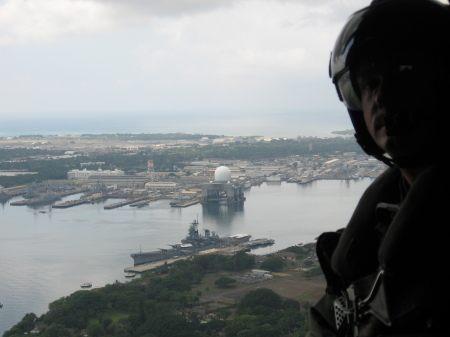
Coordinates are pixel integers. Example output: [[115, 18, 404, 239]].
[[238, 288, 282, 315], [226, 251, 255, 271], [303, 266, 323, 278], [3, 313, 37, 337], [43, 323, 70, 337], [214, 276, 236, 288], [282, 298, 300, 311], [87, 322, 105, 337], [260, 257, 285, 272], [303, 260, 314, 267]]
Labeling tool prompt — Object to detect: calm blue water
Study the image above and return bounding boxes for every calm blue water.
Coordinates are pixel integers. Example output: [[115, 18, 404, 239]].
[[0, 178, 371, 335]]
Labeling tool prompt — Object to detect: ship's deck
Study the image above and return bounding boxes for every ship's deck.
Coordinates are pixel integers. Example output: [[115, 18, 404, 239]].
[[125, 240, 272, 274]]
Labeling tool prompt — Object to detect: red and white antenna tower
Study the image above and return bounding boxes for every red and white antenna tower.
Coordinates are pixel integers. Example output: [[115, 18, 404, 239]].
[[148, 160, 154, 182]]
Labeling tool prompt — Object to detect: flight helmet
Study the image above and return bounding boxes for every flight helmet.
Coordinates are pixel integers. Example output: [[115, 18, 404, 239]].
[[329, 0, 450, 166]]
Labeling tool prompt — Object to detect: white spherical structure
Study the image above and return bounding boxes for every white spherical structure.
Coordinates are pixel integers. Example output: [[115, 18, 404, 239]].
[[214, 166, 231, 182]]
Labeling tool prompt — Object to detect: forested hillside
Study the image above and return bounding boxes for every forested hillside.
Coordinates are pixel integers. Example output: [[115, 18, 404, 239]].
[[4, 250, 315, 337]]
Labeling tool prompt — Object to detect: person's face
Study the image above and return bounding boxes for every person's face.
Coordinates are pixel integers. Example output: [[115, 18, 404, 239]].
[[355, 61, 434, 162], [356, 63, 392, 154]]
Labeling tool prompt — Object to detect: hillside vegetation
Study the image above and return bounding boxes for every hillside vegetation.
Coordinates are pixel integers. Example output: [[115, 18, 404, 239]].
[[4, 246, 322, 337]]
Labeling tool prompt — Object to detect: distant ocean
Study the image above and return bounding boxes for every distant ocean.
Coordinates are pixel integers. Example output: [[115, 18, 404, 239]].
[[0, 110, 352, 138]]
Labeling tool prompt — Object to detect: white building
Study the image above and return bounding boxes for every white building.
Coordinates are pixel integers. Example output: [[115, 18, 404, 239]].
[[67, 168, 125, 180], [323, 159, 342, 168], [145, 182, 178, 191]]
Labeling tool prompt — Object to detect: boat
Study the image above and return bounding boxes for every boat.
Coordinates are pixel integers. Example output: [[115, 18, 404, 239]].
[[0, 191, 10, 202], [266, 175, 282, 182], [0, 302, 3, 308], [125, 272, 136, 278], [26, 193, 61, 206], [131, 219, 251, 266], [169, 192, 197, 206], [80, 282, 92, 288]]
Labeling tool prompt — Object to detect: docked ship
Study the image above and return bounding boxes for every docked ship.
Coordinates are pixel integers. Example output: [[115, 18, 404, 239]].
[[0, 191, 10, 202], [266, 175, 282, 183], [26, 192, 61, 206], [131, 219, 251, 266]]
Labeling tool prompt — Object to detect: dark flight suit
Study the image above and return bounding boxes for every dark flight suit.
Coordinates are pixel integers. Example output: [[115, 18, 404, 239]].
[[307, 163, 450, 337]]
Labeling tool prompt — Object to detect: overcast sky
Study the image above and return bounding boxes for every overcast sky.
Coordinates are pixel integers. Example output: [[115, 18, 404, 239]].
[[1, 0, 444, 136]]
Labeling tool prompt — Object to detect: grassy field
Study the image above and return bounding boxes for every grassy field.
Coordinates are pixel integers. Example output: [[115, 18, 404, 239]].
[[191, 268, 325, 312]]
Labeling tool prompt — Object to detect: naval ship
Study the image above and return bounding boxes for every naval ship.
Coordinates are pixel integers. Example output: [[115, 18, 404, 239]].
[[26, 192, 61, 206], [131, 219, 251, 266]]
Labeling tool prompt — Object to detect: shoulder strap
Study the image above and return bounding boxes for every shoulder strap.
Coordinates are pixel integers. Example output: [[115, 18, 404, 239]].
[[332, 167, 401, 282]]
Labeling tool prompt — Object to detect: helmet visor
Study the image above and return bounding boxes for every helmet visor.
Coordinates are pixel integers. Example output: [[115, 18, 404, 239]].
[[335, 66, 362, 111], [330, 7, 368, 111]]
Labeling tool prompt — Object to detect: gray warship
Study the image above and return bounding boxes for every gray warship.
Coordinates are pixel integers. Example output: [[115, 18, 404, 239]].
[[26, 192, 61, 206], [0, 191, 10, 203], [131, 219, 251, 266]]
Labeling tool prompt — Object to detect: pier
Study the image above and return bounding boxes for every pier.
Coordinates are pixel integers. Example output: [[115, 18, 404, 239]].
[[287, 177, 318, 184], [170, 198, 200, 208], [52, 199, 88, 208], [129, 198, 157, 207], [104, 197, 152, 210], [124, 256, 190, 274], [10, 199, 29, 206]]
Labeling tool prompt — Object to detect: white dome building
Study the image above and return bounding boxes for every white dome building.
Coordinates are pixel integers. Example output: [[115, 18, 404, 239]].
[[201, 166, 245, 204], [214, 166, 232, 182]]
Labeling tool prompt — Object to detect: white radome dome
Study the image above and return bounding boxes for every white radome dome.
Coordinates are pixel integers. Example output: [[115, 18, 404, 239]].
[[214, 166, 231, 182]]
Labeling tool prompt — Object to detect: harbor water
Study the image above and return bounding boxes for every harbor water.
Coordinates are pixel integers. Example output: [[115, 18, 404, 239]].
[[0, 178, 372, 335]]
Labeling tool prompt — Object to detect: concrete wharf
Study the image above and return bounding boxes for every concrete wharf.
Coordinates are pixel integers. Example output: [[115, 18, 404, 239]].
[[129, 198, 158, 207], [104, 197, 150, 210], [10, 199, 29, 206], [170, 198, 201, 208], [286, 177, 318, 184], [298, 177, 318, 184], [124, 256, 190, 274], [52, 199, 88, 208], [0, 185, 27, 197], [60, 189, 90, 197], [87, 195, 108, 203]]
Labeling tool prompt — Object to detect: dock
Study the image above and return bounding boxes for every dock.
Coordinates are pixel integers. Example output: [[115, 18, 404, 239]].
[[52, 199, 88, 208], [60, 189, 90, 197], [287, 177, 318, 184], [104, 197, 151, 210], [124, 256, 190, 274], [170, 198, 200, 208], [129, 198, 157, 207], [10, 199, 29, 206]]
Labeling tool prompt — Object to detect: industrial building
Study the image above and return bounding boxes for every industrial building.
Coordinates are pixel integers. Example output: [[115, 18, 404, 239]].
[[145, 182, 178, 191], [87, 175, 150, 188], [67, 168, 125, 180]]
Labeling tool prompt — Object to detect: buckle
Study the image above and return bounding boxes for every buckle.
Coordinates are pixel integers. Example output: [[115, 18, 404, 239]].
[[333, 270, 390, 336]]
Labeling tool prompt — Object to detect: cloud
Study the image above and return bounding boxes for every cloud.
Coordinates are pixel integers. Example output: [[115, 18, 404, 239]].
[[136, 0, 343, 85], [0, 0, 368, 118], [95, 0, 239, 17], [0, 0, 110, 46], [0, 0, 241, 47]]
